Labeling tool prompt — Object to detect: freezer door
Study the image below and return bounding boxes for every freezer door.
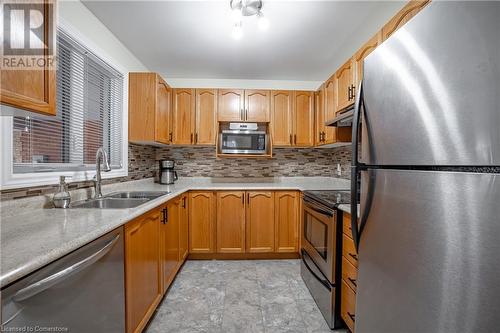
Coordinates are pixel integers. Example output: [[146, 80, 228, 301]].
[[355, 169, 500, 332], [361, 2, 500, 166]]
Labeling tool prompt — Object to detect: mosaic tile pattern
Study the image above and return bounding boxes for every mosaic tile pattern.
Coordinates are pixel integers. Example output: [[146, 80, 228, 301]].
[[156, 146, 352, 179], [1, 145, 351, 201], [145, 260, 348, 333]]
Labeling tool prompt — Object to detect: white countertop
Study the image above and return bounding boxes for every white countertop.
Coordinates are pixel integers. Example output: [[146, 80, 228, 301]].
[[0, 177, 350, 288]]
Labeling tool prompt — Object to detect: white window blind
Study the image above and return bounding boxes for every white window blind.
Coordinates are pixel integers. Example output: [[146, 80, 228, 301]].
[[12, 29, 124, 173]]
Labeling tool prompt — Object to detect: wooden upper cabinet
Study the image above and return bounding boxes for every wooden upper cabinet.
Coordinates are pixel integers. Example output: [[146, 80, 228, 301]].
[[323, 78, 336, 144], [335, 59, 356, 113], [315, 88, 325, 145], [179, 195, 189, 261], [293, 91, 315, 147], [354, 32, 382, 85], [382, 0, 430, 41], [271, 90, 293, 146], [129, 73, 172, 145], [156, 82, 172, 144], [125, 210, 162, 333], [189, 191, 216, 254], [172, 88, 195, 145], [195, 89, 217, 145], [216, 191, 246, 253], [275, 191, 300, 253], [246, 191, 275, 253], [245, 90, 270, 122], [218, 89, 244, 122], [1, 0, 56, 116]]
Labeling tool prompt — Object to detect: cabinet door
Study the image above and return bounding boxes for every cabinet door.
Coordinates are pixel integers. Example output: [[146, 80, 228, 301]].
[[161, 199, 180, 292], [125, 210, 161, 333], [354, 32, 382, 85], [323, 78, 336, 144], [216, 191, 246, 253], [315, 87, 325, 145], [245, 89, 270, 122], [195, 89, 217, 145], [335, 59, 355, 112], [271, 90, 293, 146], [0, 1, 56, 116], [275, 191, 300, 253], [293, 91, 315, 147], [218, 89, 244, 122], [179, 195, 189, 261], [189, 191, 216, 253], [382, 0, 430, 41], [156, 81, 172, 144], [246, 191, 275, 253], [172, 88, 195, 144]]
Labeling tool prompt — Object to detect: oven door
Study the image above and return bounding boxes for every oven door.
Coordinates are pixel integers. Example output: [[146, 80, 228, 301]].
[[220, 131, 267, 154], [302, 197, 337, 283]]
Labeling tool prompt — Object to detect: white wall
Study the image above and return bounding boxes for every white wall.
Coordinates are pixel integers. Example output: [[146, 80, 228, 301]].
[[164, 78, 322, 91], [59, 0, 148, 72]]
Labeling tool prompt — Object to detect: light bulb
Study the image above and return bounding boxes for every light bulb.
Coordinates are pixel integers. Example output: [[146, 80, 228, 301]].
[[231, 8, 242, 23], [258, 13, 269, 31], [232, 23, 243, 40]]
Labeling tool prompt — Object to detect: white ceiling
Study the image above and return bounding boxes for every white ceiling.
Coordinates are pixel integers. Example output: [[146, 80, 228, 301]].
[[82, 1, 405, 83]]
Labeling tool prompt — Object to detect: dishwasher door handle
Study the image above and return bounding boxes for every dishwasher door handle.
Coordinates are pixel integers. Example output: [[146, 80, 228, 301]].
[[13, 234, 120, 302]]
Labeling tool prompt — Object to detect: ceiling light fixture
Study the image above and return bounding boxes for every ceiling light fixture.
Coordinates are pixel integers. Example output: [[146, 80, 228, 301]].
[[229, 0, 268, 39]]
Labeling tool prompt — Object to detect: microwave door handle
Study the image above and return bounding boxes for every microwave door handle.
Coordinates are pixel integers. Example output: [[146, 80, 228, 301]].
[[12, 234, 120, 302]]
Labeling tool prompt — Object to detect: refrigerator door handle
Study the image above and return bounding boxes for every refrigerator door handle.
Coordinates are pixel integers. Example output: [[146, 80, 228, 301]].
[[351, 80, 363, 250]]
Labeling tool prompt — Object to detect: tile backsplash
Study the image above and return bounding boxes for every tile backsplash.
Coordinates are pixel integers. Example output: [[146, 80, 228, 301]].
[[156, 146, 352, 178], [0, 144, 352, 201]]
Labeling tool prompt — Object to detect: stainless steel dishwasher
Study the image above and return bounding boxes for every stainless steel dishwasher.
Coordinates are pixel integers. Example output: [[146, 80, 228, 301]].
[[1, 227, 125, 332]]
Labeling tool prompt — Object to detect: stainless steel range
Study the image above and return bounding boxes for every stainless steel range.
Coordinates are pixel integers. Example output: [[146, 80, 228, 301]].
[[301, 190, 350, 329]]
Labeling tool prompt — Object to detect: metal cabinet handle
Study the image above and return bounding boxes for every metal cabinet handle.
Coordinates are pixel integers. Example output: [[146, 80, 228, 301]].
[[190, 133, 193, 143], [241, 194, 244, 205], [347, 312, 356, 322], [182, 197, 186, 208], [247, 193, 250, 204], [348, 252, 358, 261], [245, 109, 248, 120], [294, 134, 297, 144], [290, 134, 293, 145], [169, 132, 173, 142], [240, 109, 244, 120], [351, 84, 356, 100], [162, 208, 168, 224], [348, 86, 352, 101], [348, 277, 357, 287], [13, 234, 120, 302], [194, 133, 198, 144]]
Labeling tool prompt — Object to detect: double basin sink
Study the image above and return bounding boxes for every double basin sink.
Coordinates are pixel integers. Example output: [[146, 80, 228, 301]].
[[70, 191, 170, 209]]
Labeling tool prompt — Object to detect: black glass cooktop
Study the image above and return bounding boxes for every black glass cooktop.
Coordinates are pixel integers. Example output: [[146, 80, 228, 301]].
[[304, 190, 351, 208]]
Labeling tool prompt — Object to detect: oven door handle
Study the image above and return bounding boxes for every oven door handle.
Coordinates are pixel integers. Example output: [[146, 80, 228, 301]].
[[303, 196, 334, 217], [301, 249, 331, 290]]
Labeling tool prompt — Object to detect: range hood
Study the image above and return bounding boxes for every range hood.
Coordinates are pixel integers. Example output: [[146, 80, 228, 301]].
[[325, 106, 354, 127]]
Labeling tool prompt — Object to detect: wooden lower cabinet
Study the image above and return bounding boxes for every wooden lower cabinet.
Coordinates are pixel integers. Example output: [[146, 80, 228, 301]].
[[179, 194, 189, 261], [216, 191, 246, 253], [341, 212, 358, 332], [189, 191, 216, 253], [341, 279, 356, 332], [246, 191, 275, 253], [274, 191, 300, 252], [161, 199, 180, 292], [125, 209, 162, 333]]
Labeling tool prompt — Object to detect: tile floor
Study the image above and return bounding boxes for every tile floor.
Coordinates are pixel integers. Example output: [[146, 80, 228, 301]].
[[146, 259, 347, 333]]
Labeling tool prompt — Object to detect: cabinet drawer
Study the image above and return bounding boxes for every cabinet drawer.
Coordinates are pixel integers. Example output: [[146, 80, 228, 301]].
[[343, 234, 358, 268], [342, 212, 353, 237], [342, 257, 358, 292], [341, 280, 356, 332]]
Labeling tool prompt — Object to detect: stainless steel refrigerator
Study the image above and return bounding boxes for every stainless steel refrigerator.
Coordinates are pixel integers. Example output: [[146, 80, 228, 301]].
[[350, 2, 500, 332]]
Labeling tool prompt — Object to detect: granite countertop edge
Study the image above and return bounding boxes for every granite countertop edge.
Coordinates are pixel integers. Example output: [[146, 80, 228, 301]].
[[0, 177, 351, 288]]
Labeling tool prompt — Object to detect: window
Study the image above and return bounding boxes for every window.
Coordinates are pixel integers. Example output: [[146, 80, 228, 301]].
[[11, 28, 124, 174]]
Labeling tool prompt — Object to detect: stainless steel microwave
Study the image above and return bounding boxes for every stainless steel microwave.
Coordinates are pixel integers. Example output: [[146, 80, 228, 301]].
[[219, 123, 268, 155]]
